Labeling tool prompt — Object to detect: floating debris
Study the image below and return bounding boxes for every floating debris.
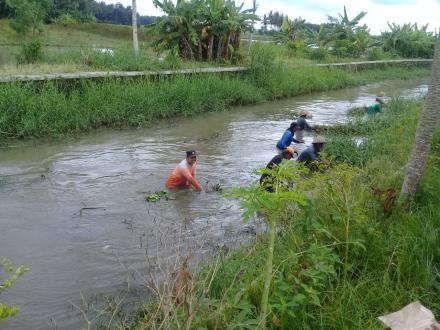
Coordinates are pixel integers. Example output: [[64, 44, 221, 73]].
[[145, 191, 169, 202]]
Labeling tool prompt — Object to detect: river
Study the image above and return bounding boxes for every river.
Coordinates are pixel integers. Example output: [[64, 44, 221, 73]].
[[0, 78, 428, 329]]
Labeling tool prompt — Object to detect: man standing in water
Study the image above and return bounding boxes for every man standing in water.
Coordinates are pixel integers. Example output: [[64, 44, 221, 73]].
[[296, 110, 314, 141], [166, 151, 203, 192]]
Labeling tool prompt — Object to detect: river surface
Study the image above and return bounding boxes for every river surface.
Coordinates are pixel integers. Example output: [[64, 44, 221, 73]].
[[0, 78, 428, 329]]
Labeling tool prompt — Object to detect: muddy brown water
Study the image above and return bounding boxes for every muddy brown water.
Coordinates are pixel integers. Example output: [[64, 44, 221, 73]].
[[0, 78, 428, 329]]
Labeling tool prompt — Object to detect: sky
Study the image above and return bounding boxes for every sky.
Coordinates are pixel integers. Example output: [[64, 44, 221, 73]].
[[102, 0, 440, 35]]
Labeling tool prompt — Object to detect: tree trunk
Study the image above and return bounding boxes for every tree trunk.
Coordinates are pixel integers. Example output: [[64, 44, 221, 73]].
[[198, 41, 203, 60], [225, 31, 232, 60], [207, 34, 214, 61], [132, 0, 139, 56], [400, 36, 440, 197], [234, 31, 241, 50], [216, 38, 223, 60]]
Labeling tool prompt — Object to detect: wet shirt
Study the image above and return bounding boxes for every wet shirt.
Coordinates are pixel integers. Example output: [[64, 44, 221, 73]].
[[276, 130, 300, 149], [297, 117, 312, 130], [260, 154, 285, 192], [367, 102, 381, 115], [297, 146, 317, 162], [166, 159, 203, 191]]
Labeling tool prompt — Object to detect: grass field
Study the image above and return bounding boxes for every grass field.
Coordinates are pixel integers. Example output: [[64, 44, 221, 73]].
[[0, 19, 159, 72]]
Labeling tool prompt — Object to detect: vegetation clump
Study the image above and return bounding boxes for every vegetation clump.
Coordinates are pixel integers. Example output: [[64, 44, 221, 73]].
[[0, 64, 431, 140]]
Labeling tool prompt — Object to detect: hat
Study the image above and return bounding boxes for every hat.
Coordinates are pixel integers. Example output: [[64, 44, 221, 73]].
[[312, 136, 326, 144], [377, 91, 385, 98], [283, 146, 296, 155], [299, 110, 309, 117], [186, 150, 197, 157]]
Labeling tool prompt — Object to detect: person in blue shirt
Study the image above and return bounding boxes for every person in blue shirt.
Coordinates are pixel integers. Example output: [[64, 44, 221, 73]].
[[276, 122, 304, 150], [297, 135, 326, 166]]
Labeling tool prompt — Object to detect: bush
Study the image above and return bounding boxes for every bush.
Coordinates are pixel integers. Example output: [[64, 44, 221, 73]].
[[285, 40, 310, 58], [17, 38, 43, 64], [53, 13, 77, 26], [367, 47, 387, 61], [308, 47, 330, 61]]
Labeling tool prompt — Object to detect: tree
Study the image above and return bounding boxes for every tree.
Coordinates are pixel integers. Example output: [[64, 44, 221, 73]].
[[381, 23, 436, 58], [132, 0, 139, 55], [0, 1, 12, 18], [150, 0, 255, 61], [6, 0, 53, 38], [400, 36, 440, 197]]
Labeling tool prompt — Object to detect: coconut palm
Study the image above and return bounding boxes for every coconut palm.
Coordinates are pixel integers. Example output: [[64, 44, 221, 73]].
[[401, 36, 440, 197]]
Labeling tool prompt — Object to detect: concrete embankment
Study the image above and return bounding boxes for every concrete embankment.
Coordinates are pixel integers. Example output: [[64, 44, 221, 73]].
[[0, 59, 432, 83]]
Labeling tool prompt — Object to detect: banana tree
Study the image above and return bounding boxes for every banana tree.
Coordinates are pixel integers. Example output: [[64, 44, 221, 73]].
[[150, 0, 256, 61]]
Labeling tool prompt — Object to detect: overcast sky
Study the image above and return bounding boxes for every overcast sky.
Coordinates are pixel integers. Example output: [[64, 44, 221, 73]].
[[102, 0, 440, 35]]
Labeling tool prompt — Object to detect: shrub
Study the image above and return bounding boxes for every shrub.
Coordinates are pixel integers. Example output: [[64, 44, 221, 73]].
[[367, 47, 387, 61], [17, 38, 43, 64], [308, 47, 330, 61], [53, 13, 77, 26]]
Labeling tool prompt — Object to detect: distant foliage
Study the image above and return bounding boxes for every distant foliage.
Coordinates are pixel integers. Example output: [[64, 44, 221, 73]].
[[381, 23, 436, 58], [5, 0, 53, 37], [150, 0, 256, 61], [0, 1, 12, 19], [52, 13, 77, 26]]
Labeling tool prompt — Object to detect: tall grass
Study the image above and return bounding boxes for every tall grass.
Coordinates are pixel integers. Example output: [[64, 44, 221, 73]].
[[0, 62, 431, 140], [134, 98, 440, 329]]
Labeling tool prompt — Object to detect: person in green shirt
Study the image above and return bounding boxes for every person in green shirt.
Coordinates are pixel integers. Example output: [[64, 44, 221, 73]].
[[367, 92, 385, 115]]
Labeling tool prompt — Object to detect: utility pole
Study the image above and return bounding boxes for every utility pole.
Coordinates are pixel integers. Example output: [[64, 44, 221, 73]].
[[248, 0, 256, 54], [132, 0, 139, 56]]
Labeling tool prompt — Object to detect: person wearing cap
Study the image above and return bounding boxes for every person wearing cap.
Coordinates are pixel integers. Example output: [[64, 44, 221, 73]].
[[367, 92, 386, 115], [276, 122, 304, 151], [296, 110, 314, 141], [260, 147, 297, 192], [166, 151, 203, 192], [297, 136, 326, 166]]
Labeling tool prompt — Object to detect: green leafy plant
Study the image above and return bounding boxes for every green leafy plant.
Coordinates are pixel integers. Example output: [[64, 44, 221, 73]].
[[0, 257, 29, 322], [145, 191, 169, 202], [229, 160, 308, 327]]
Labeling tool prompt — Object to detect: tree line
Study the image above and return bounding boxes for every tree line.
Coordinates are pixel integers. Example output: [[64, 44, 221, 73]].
[[0, 0, 158, 25]]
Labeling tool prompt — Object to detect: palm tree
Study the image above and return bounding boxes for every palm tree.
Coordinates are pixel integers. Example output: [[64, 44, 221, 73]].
[[401, 36, 440, 197]]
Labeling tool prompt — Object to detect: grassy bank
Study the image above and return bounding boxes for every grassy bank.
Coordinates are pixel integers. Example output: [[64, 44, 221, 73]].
[[0, 63, 431, 140], [134, 98, 440, 329]]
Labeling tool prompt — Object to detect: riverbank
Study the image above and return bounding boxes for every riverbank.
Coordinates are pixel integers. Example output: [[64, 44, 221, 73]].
[[134, 98, 440, 329], [0, 62, 431, 141]]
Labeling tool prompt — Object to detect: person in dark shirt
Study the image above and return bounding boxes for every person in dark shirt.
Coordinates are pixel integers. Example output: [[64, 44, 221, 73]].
[[296, 110, 314, 141], [260, 147, 297, 192], [297, 136, 326, 167]]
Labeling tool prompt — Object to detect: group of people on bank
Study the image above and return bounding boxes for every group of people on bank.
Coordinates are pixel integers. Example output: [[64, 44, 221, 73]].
[[165, 92, 385, 193]]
